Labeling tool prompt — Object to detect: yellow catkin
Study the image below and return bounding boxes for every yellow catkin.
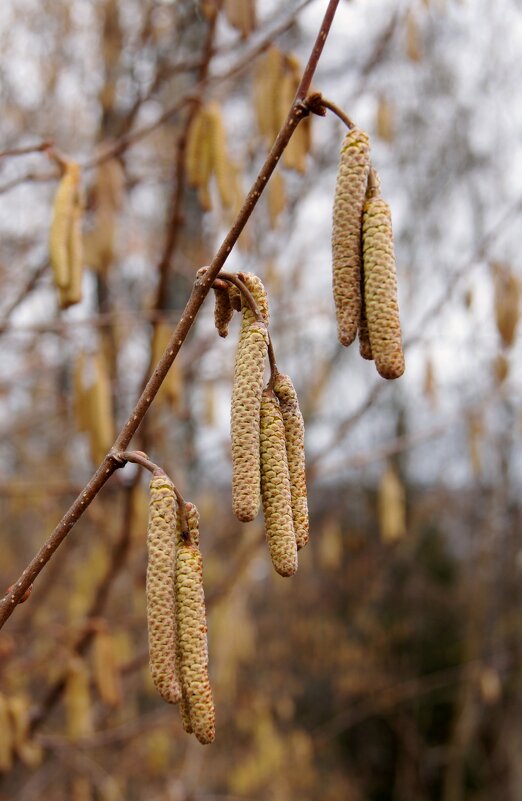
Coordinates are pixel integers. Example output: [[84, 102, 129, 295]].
[[254, 46, 283, 143], [65, 658, 94, 741], [273, 374, 309, 551], [230, 275, 269, 522], [60, 183, 84, 308], [92, 627, 123, 708], [186, 108, 206, 188], [207, 103, 234, 209], [0, 694, 13, 773], [224, 0, 256, 38], [362, 195, 405, 379], [213, 285, 234, 338], [331, 128, 371, 346], [50, 161, 81, 290], [146, 475, 181, 705], [260, 390, 297, 576], [88, 352, 115, 463], [175, 503, 215, 744], [7, 696, 42, 768]]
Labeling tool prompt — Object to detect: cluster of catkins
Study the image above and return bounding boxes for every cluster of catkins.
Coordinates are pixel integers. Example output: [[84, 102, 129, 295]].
[[332, 126, 405, 380], [214, 271, 309, 575], [146, 474, 215, 745]]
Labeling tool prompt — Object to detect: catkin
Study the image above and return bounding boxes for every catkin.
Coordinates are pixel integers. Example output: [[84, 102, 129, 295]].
[[273, 373, 309, 550], [362, 196, 405, 379], [0, 694, 13, 773], [214, 285, 234, 338], [207, 103, 234, 209], [50, 161, 81, 290], [358, 292, 373, 361], [175, 503, 215, 745], [332, 128, 371, 346], [230, 275, 269, 522], [146, 475, 181, 705], [260, 390, 298, 577]]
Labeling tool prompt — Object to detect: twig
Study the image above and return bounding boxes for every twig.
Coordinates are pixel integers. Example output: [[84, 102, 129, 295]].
[[319, 96, 355, 128], [0, 141, 52, 160], [0, 0, 341, 630]]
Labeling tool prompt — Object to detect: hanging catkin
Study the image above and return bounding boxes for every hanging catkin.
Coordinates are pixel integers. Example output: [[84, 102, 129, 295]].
[[230, 274, 269, 522], [50, 161, 81, 289], [146, 475, 181, 705], [175, 502, 215, 744], [362, 195, 405, 379], [213, 284, 234, 338], [331, 128, 371, 346], [273, 373, 309, 550], [260, 390, 298, 577]]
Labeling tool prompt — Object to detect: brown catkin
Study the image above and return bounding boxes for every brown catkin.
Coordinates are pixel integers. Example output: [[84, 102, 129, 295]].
[[260, 390, 298, 577], [358, 292, 373, 360], [213, 285, 234, 338], [146, 475, 181, 705], [332, 128, 371, 346], [228, 283, 242, 312], [230, 274, 269, 522], [175, 503, 215, 745], [362, 196, 405, 379], [273, 374, 309, 550]]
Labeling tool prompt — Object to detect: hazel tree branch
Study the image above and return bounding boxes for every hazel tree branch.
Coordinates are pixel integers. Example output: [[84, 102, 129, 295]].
[[0, 0, 341, 630]]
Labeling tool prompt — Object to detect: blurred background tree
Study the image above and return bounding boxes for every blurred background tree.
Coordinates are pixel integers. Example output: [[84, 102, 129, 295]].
[[0, 0, 521, 799]]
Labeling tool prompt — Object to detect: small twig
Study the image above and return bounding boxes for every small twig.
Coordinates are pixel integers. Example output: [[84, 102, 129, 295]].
[[218, 271, 262, 321], [319, 96, 355, 129], [115, 450, 187, 517], [217, 271, 279, 387], [0, 141, 53, 160], [115, 450, 162, 475]]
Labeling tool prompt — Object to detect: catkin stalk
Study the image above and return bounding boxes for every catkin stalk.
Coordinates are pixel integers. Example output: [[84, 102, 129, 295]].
[[331, 128, 371, 346], [230, 275, 269, 522], [260, 390, 298, 577], [146, 475, 181, 705], [273, 373, 309, 550], [362, 196, 405, 379], [175, 503, 215, 744]]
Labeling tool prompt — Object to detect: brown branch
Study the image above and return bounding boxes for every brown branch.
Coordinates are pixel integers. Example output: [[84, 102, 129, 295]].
[[319, 96, 355, 129], [0, 0, 341, 630], [0, 141, 52, 159]]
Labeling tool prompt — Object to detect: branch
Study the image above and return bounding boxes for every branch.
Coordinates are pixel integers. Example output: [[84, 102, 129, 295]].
[[0, 0, 341, 630]]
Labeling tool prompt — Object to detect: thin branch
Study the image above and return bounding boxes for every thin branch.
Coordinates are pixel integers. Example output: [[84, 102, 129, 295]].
[[320, 96, 355, 128], [0, 0, 341, 630], [115, 450, 162, 475], [0, 141, 52, 159]]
